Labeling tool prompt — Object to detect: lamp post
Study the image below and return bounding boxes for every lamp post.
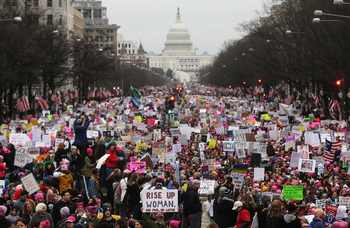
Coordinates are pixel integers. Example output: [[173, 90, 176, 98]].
[[312, 17, 342, 23], [314, 10, 350, 19], [334, 0, 350, 5], [0, 16, 22, 22]]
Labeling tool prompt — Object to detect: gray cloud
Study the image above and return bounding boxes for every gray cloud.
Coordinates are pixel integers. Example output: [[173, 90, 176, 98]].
[[103, 0, 266, 54]]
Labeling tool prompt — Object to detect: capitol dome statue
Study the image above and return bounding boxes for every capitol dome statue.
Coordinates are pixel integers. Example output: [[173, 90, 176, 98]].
[[162, 8, 195, 56]]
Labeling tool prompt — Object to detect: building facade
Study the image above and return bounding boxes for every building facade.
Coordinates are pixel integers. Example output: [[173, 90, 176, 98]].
[[148, 8, 214, 74], [73, 0, 119, 52], [0, 0, 84, 39], [116, 38, 149, 69]]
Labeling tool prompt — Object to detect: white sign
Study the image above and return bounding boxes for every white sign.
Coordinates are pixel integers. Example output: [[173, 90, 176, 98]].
[[172, 144, 182, 153], [87, 130, 99, 139], [9, 133, 31, 147], [290, 152, 302, 168], [199, 142, 206, 152], [153, 129, 162, 141], [0, 180, 5, 197], [297, 145, 310, 159], [198, 180, 216, 195], [304, 132, 320, 147], [253, 168, 265, 182], [232, 173, 245, 190], [223, 141, 235, 152], [21, 173, 40, 195], [141, 189, 178, 213], [14, 148, 33, 168], [298, 159, 316, 173], [339, 196, 350, 209]]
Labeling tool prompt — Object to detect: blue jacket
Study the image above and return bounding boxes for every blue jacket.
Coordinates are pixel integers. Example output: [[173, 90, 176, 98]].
[[310, 218, 325, 228], [73, 119, 90, 146]]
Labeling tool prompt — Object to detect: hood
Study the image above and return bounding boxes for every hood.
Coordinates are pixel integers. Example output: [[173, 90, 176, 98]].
[[284, 214, 297, 223]]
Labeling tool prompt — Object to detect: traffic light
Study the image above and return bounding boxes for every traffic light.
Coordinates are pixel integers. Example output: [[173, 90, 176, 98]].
[[336, 80, 342, 87], [165, 96, 175, 111]]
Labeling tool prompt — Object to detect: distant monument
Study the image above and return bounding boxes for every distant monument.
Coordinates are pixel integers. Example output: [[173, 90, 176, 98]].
[[148, 7, 213, 82]]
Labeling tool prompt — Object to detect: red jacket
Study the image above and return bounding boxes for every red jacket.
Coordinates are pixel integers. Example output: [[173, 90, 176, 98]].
[[0, 162, 6, 178], [105, 150, 119, 169], [235, 208, 251, 228]]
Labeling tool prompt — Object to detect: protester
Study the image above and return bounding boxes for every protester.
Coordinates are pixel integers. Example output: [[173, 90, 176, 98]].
[[0, 83, 349, 228]]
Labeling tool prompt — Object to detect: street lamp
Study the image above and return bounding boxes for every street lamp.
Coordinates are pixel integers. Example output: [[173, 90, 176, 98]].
[[266, 39, 271, 43], [241, 52, 247, 56], [285, 30, 304, 35], [248, 48, 255, 52], [334, 0, 350, 5], [312, 17, 342, 23], [0, 16, 22, 22], [314, 10, 350, 19]]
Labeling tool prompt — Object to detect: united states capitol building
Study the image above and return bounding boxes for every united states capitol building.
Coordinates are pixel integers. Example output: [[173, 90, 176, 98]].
[[148, 8, 214, 77]]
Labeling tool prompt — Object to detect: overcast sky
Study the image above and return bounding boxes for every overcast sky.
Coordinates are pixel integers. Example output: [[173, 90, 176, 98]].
[[103, 0, 267, 55]]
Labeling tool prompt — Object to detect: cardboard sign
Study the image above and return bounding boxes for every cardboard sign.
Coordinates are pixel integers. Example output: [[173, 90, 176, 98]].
[[339, 196, 350, 209], [14, 147, 33, 168], [198, 180, 216, 195], [282, 185, 303, 201], [141, 189, 178, 213], [128, 161, 146, 174], [223, 141, 235, 152], [21, 173, 40, 195], [298, 159, 316, 173], [253, 168, 265, 182]]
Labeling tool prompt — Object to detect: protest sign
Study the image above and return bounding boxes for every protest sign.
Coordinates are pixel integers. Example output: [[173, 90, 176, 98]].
[[87, 130, 99, 139], [320, 133, 332, 143], [199, 142, 206, 152], [172, 144, 182, 153], [21, 173, 40, 195], [297, 145, 310, 159], [128, 161, 146, 174], [223, 141, 235, 152], [198, 180, 216, 195], [9, 133, 31, 147], [339, 196, 350, 209], [165, 152, 177, 165], [14, 147, 33, 168], [153, 129, 162, 141], [232, 173, 245, 190], [31, 127, 42, 143], [285, 140, 295, 151], [282, 185, 304, 201], [141, 189, 178, 213], [304, 132, 320, 147], [253, 168, 265, 182], [298, 159, 316, 173], [0, 180, 5, 197], [235, 142, 246, 159], [96, 154, 110, 169], [316, 199, 327, 209]]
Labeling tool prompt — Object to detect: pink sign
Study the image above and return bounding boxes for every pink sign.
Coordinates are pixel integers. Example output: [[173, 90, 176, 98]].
[[128, 161, 146, 173]]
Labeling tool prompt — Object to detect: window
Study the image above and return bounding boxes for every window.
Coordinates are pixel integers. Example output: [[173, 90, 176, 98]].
[[47, 0, 52, 7], [83, 9, 91, 19], [33, 0, 39, 7], [58, 15, 63, 25], [59, 0, 62, 7], [93, 9, 102, 18], [6, 0, 17, 6], [47, 14, 53, 25]]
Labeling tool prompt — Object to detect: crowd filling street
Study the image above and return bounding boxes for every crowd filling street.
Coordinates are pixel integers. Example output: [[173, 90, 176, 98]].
[[0, 82, 350, 228]]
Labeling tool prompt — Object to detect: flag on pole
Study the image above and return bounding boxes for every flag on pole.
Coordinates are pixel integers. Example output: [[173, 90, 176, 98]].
[[323, 139, 341, 163], [130, 86, 142, 108]]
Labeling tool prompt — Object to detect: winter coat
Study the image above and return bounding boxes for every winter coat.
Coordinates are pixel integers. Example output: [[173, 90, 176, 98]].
[[282, 214, 302, 228]]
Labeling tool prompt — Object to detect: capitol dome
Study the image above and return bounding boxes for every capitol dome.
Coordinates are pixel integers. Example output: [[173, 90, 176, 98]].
[[162, 8, 195, 56]]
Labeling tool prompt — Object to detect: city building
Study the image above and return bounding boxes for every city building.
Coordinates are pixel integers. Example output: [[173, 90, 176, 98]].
[[117, 36, 149, 69], [0, 0, 84, 39], [148, 8, 214, 75], [72, 0, 120, 52]]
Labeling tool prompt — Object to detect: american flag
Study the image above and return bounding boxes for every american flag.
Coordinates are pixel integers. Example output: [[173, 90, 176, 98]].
[[329, 99, 341, 120], [323, 139, 342, 163], [35, 96, 49, 110], [16, 96, 30, 112]]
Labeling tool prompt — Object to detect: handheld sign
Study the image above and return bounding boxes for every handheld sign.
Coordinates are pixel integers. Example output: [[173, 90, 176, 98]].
[[141, 189, 178, 213]]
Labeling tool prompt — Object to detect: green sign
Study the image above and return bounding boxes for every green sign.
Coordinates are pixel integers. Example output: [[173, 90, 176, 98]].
[[282, 185, 304, 201]]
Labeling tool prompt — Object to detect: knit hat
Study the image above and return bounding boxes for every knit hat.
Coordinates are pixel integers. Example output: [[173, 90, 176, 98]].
[[35, 203, 47, 213], [60, 206, 70, 217], [0, 205, 7, 217], [34, 192, 45, 202]]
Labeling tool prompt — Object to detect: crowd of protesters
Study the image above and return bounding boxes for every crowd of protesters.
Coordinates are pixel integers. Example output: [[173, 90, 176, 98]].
[[0, 82, 349, 228]]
